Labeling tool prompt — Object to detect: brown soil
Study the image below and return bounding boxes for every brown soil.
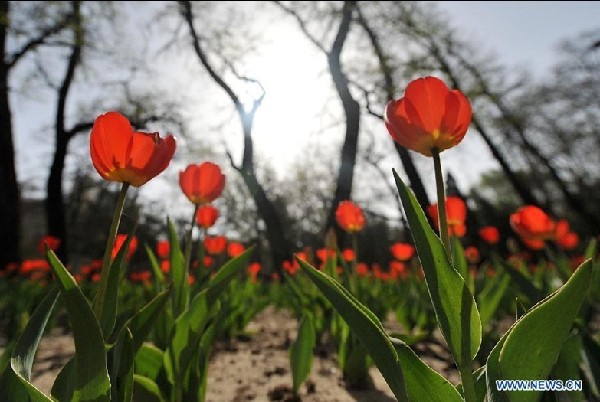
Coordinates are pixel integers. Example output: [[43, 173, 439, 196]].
[[24, 307, 459, 401]]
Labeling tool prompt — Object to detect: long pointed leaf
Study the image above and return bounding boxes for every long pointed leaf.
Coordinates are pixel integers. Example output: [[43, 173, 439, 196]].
[[119, 289, 170, 353], [205, 246, 254, 304], [93, 230, 136, 339], [290, 314, 316, 393], [390, 337, 463, 402], [487, 260, 593, 402], [297, 259, 408, 401], [47, 250, 110, 402], [393, 169, 481, 366], [0, 287, 60, 402]]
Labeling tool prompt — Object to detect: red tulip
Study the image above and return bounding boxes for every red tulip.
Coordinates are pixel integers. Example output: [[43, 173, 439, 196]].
[[335, 201, 366, 233], [204, 235, 227, 255], [390, 242, 415, 261], [355, 262, 369, 277], [427, 197, 467, 237], [38, 235, 61, 255], [112, 234, 138, 260], [179, 162, 225, 205], [196, 205, 219, 229], [342, 249, 356, 262], [248, 262, 261, 283], [316, 248, 336, 262], [510, 206, 555, 243], [479, 226, 500, 244], [90, 112, 176, 187], [554, 220, 570, 241], [156, 240, 170, 260], [385, 77, 472, 156], [227, 242, 245, 258], [464, 246, 480, 264], [558, 232, 579, 250]]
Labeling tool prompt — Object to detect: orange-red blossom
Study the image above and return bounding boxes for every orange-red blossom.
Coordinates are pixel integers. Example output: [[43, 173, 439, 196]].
[[385, 76, 472, 156], [90, 112, 175, 187], [335, 201, 366, 233], [427, 197, 467, 237], [196, 205, 219, 229], [179, 162, 225, 205], [510, 206, 555, 250]]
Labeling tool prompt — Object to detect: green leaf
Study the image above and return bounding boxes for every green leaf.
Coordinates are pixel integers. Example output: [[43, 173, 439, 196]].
[[581, 334, 600, 399], [167, 219, 187, 317], [390, 337, 463, 402], [47, 250, 111, 402], [119, 289, 170, 354], [452, 237, 468, 281], [205, 246, 255, 304], [132, 375, 165, 402], [162, 291, 212, 385], [134, 344, 164, 381], [487, 259, 593, 402], [297, 259, 408, 401], [500, 260, 542, 305], [51, 358, 76, 402], [290, 313, 316, 393], [109, 328, 134, 402], [478, 273, 510, 329], [144, 244, 165, 289], [93, 230, 136, 339], [552, 333, 583, 402], [0, 287, 60, 402], [393, 169, 481, 366]]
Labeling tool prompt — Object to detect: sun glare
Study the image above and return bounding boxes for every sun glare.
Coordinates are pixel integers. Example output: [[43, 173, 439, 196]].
[[243, 23, 331, 177]]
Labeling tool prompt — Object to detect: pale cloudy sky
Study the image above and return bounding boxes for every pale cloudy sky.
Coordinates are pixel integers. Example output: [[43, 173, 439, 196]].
[[436, 1, 600, 76]]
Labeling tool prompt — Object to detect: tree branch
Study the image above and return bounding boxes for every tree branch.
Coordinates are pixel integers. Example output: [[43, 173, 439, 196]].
[[7, 11, 72, 69]]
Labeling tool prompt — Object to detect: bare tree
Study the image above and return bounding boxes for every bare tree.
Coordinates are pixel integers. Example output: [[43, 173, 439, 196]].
[[0, 1, 72, 268], [179, 1, 291, 270], [275, 1, 363, 245]]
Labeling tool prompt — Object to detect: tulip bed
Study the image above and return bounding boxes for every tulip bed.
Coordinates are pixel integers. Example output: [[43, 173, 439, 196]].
[[1, 77, 599, 401]]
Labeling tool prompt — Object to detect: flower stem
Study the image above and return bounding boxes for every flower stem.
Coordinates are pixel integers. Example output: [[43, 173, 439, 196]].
[[458, 363, 477, 402], [183, 204, 199, 282], [432, 148, 451, 255], [93, 182, 130, 320]]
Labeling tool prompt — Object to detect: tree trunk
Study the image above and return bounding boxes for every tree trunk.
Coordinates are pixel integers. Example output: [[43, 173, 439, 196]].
[[0, 1, 20, 269], [45, 1, 81, 262], [323, 1, 360, 244], [355, 3, 432, 222], [180, 0, 292, 271]]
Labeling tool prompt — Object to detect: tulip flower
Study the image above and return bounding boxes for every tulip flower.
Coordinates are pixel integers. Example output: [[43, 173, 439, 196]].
[[342, 249, 356, 262], [196, 204, 219, 229], [479, 226, 500, 244], [90, 112, 176, 187], [558, 232, 579, 250], [427, 197, 467, 237], [464, 246, 480, 264], [111, 234, 138, 260], [385, 76, 472, 157], [510, 206, 555, 247], [179, 162, 226, 205], [156, 240, 170, 260], [227, 242, 245, 258], [390, 242, 415, 261], [38, 235, 61, 255], [204, 235, 227, 255], [335, 201, 366, 233]]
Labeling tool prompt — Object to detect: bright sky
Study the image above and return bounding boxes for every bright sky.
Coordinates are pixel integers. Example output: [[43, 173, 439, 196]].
[[435, 1, 600, 76], [12, 1, 600, 206]]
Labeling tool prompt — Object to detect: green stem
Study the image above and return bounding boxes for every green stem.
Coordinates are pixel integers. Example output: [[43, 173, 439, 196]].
[[458, 363, 477, 402], [432, 148, 451, 255], [183, 204, 199, 282], [93, 182, 130, 319]]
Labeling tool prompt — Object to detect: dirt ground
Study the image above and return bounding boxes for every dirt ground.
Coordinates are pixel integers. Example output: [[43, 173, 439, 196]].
[[24, 307, 459, 401]]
